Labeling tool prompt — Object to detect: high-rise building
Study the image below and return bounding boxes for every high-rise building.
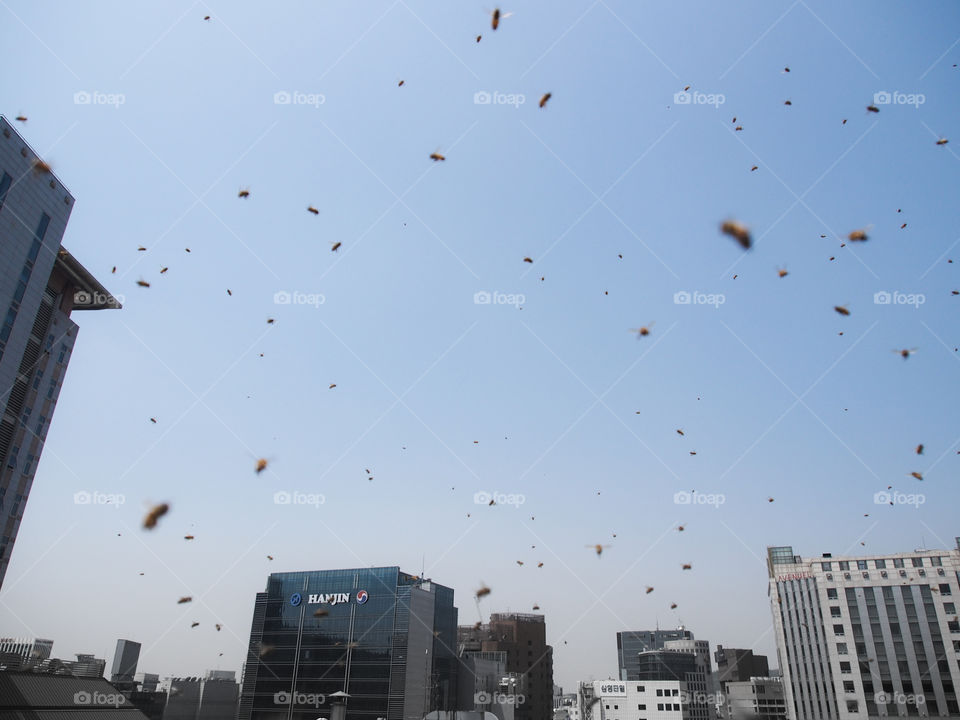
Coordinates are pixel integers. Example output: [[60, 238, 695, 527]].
[[111, 639, 142, 689], [617, 629, 694, 681], [238, 566, 458, 720], [0, 115, 120, 589], [714, 648, 770, 689], [459, 613, 554, 720], [0, 636, 53, 669], [719, 677, 786, 720], [768, 541, 960, 719], [163, 672, 239, 720]]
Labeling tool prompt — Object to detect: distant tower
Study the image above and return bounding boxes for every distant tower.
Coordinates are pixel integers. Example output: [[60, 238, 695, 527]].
[[110, 639, 141, 689]]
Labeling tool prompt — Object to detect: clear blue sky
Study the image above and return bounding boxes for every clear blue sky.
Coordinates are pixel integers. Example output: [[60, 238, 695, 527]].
[[2, 0, 959, 693]]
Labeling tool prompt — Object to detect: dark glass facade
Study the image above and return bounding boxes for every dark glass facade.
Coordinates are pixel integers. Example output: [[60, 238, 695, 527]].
[[616, 630, 693, 681], [240, 567, 457, 720]]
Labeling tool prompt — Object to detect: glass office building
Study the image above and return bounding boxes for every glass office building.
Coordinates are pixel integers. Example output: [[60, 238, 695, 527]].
[[239, 566, 458, 720]]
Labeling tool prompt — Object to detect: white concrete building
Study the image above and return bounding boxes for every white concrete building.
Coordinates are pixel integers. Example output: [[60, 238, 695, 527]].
[[719, 677, 786, 720], [767, 541, 960, 719], [578, 678, 698, 720]]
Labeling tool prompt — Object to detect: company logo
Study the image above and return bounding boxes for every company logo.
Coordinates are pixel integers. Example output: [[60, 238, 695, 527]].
[[290, 593, 302, 606], [356, 590, 369, 605], [776, 573, 812, 582], [307, 592, 351, 605], [599, 684, 626, 695]]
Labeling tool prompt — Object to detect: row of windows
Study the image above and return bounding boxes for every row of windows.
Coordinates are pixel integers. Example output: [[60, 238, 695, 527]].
[[0, 213, 49, 364], [822, 556, 944, 571]]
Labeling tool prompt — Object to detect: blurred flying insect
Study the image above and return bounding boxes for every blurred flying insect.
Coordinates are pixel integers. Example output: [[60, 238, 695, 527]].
[[216, 624, 222, 631], [150, 418, 157, 423], [900, 223, 907, 229], [491, 8, 513, 29], [138, 246, 147, 252], [537, 562, 544, 567], [238, 187, 250, 198], [784, 100, 792, 105], [314, 608, 329, 618], [476, 34, 482, 42], [751, 165, 758, 171], [768, 497, 775, 503], [777, 266, 788, 278], [15, 115, 27, 122], [143, 503, 169, 529], [429, 151, 445, 162], [532, 603, 540, 610], [588, 544, 612, 557], [516, 560, 524, 566], [398, 80, 405, 87], [671, 602, 678, 609], [916, 444, 924, 455], [677, 525, 685, 531], [893, 348, 918, 359], [721, 220, 751, 249], [112, 266, 116, 273], [184, 535, 194, 540], [255, 458, 269, 474], [177, 596, 192, 604], [734, 125, 743, 131], [331, 241, 342, 252], [539, 93, 551, 108], [476, 584, 491, 599], [629, 323, 654, 338], [160, 267, 168, 274], [267, 318, 275, 324], [676, 429, 684, 436], [867, 105, 880, 113], [329, 383, 336, 389], [190, 622, 200, 628], [910, 471, 923, 481], [267, 555, 274, 560], [783, 67, 790, 73], [848, 227, 870, 241], [32, 159, 51, 174], [203, 15, 210, 20], [936, 138, 948, 145], [523, 257, 533, 263], [682, 563, 692, 570], [307, 206, 320, 215], [645, 586, 654, 594], [834, 305, 850, 316], [227, 289, 232, 296], [842, 118, 847, 124]]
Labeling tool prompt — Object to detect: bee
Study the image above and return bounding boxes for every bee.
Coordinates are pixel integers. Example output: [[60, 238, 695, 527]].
[[676, 429, 684, 436], [936, 138, 948, 145], [307, 206, 320, 215], [900, 223, 907, 229], [768, 497, 775, 503], [842, 118, 847, 125], [15, 116, 27, 122], [537, 562, 543, 567], [137, 279, 150, 287], [532, 603, 540, 610], [177, 596, 192, 604], [267, 318, 275, 324], [143, 502, 169, 529], [488, 498, 495, 506], [777, 266, 788, 278], [185, 248, 191, 253], [751, 165, 758, 171], [682, 563, 692, 570], [476, 34, 482, 42], [645, 586, 654, 594], [539, 93, 551, 108], [784, 100, 792, 106], [267, 555, 274, 560], [677, 525, 685, 531], [255, 458, 269, 474], [160, 266, 168, 274], [683, 85, 690, 91], [671, 602, 678, 609], [112, 266, 116, 273], [848, 228, 869, 241], [203, 15, 210, 20], [916, 444, 924, 455], [314, 608, 329, 618], [523, 257, 533, 263], [491, 8, 512, 29], [190, 622, 200, 628], [429, 152, 445, 162], [329, 383, 337, 389], [893, 348, 918, 359], [867, 105, 879, 113], [258, 644, 274, 658], [721, 220, 751, 249], [732, 117, 737, 123], [150, 417, 157, 423], [32, 160, 51, 174], [689, 451, 697, 455], [216, 624, 222, 631], [783, 67, 790, 73], [476, 584, 492, 599], [588, 544, 612, 556], [137, 246, 147, 251], [184, 535, 194, 540], [238, 187, 250, 198], [734, 125, 743, 131], [834, 305, 850, 316], [398, 80, 405, 87], [227, 289, 232, 296], [516, 560, 524, 566], [331, 241, 342, 253], [910, 471, 923, 481]]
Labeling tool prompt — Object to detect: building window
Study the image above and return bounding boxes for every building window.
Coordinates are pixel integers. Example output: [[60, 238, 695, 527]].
[[637, 705, 645, 710], [847, 701, 858, 712], [932, 557, 943, 567], [843, 681, 855, 693], [875, 559, 886, 569], [837, 643, 848, 655], [636, 687, 644, 693], [940, 584, 952, 596], [657, 704, 664, 711], [839, 561, 850, 571], [840, 661, 851, 673], [834, 624, 845, 635], [822, 562, 832, 571], [656, 689, 663, 697], [0, 171, 12, 212], [949, 621, 960, 634], [893, 558, 905, 568], [857, 560, 868, 570], [945, 603, 956, 614], [827, 588, 838, 599], [831, 607, 842, 618], [912, 557, 924, 567]]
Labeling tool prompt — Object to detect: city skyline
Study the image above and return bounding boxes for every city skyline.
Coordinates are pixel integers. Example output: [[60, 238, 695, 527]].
[[1, 0, 959, 702]]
